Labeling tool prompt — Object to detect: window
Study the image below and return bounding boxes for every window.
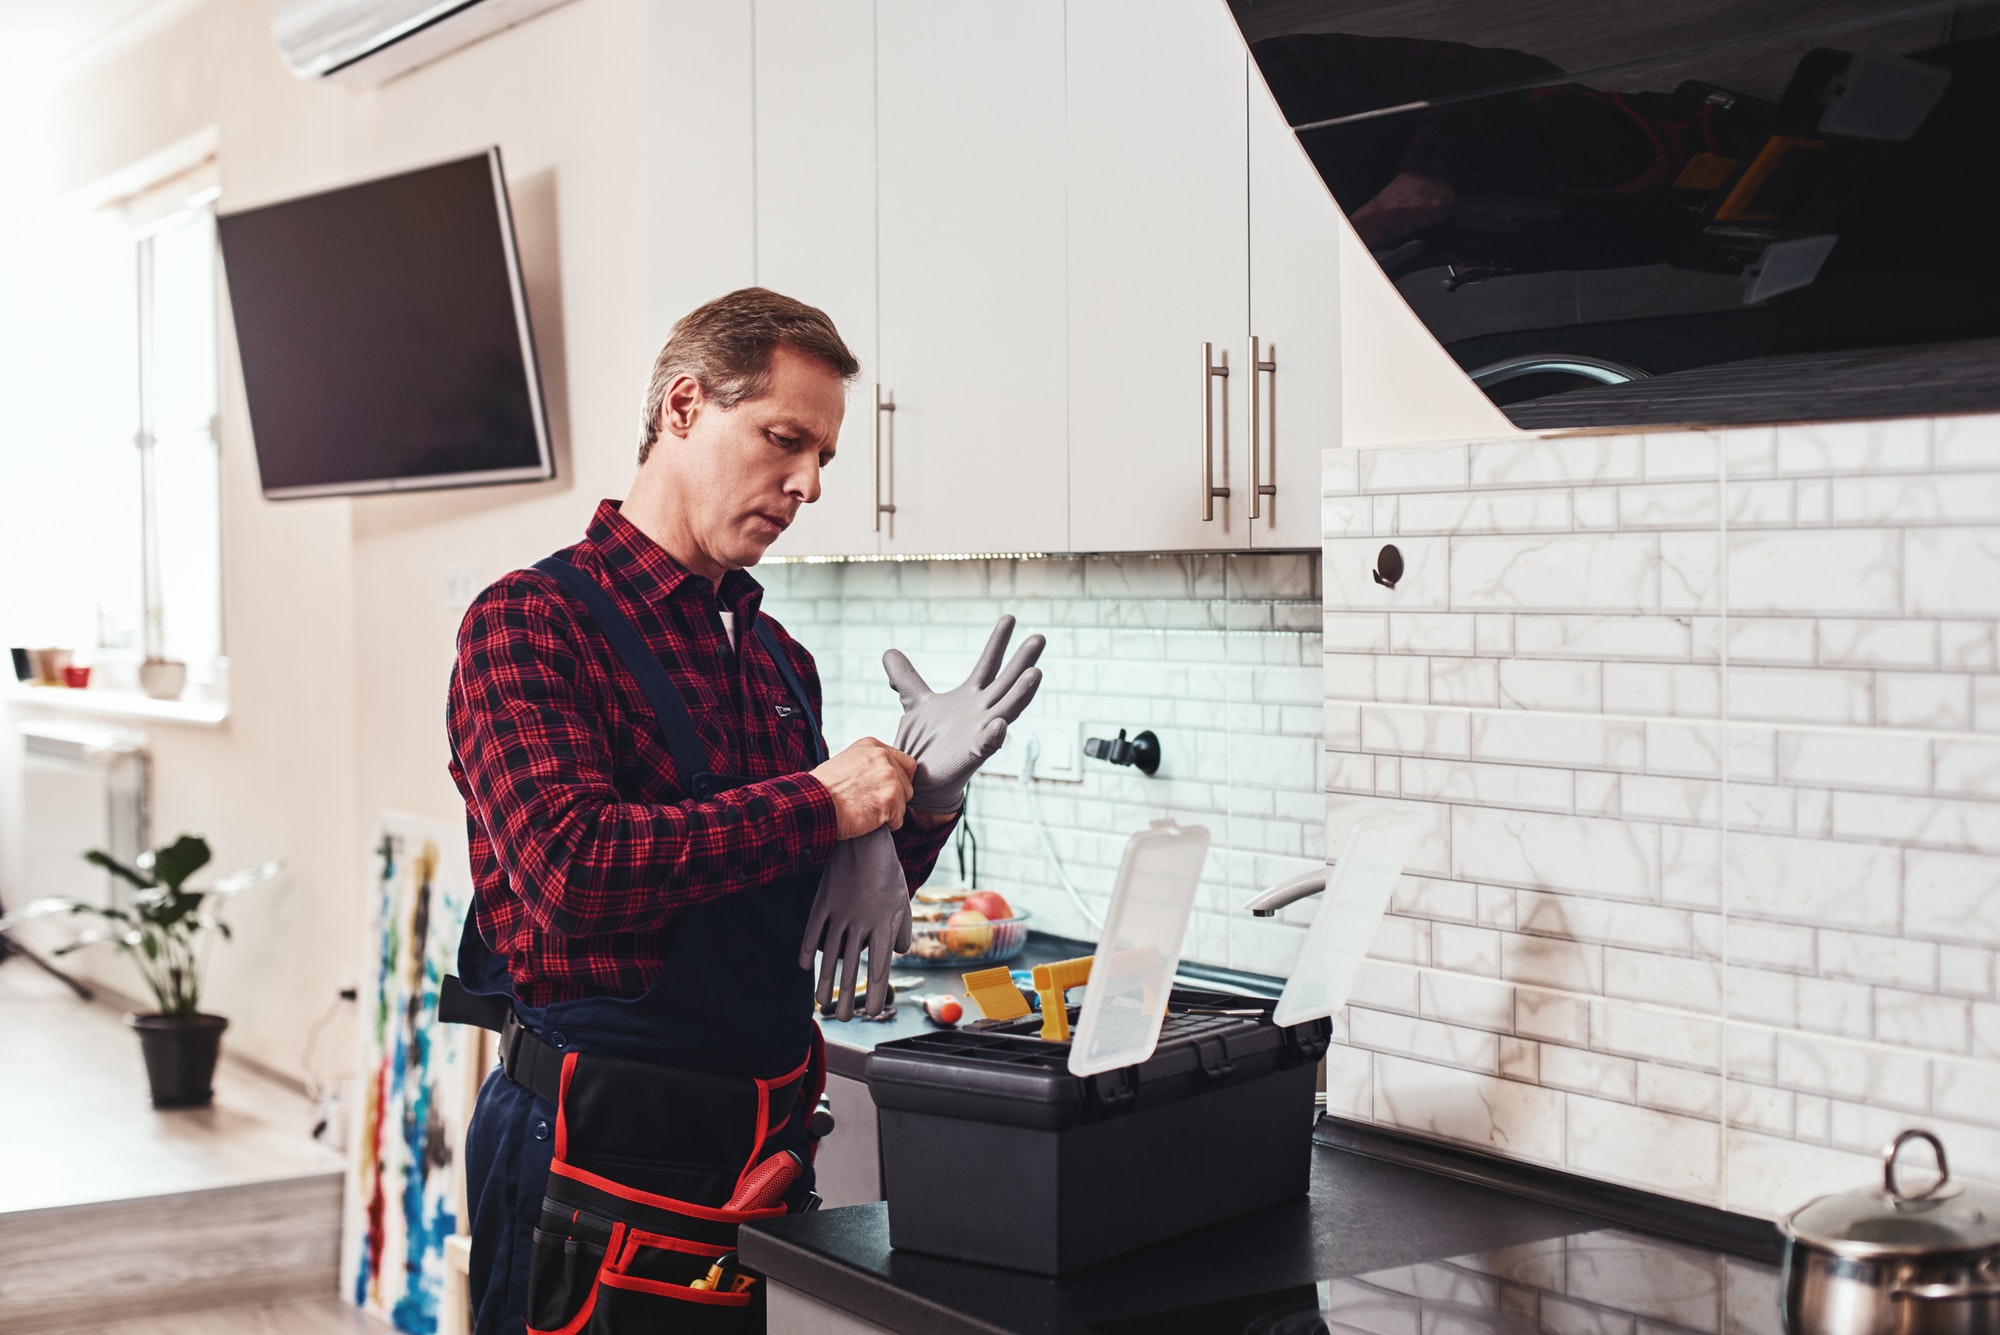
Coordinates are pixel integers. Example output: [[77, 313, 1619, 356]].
[[1, 164, 223, 699]]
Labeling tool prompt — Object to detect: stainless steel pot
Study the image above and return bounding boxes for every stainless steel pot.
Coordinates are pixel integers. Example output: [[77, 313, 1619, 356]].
[[1782, 1130, 2000, 1334]]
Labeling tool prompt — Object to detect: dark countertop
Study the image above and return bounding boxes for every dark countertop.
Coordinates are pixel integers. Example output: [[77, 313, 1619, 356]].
[[816, 933, 1284, 1081], [742, 1119, 1786, 1335]]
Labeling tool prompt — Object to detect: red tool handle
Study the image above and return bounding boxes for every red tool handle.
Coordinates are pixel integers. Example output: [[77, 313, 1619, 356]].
[[726, 1151, 803, 1212]]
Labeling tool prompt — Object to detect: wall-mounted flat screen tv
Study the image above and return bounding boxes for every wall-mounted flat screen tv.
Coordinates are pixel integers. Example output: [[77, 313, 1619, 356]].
[[217, 148, 553, 499]]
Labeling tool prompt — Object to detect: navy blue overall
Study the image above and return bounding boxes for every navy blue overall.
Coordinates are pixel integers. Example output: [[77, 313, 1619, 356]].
[[455, 556, 829, 1335]]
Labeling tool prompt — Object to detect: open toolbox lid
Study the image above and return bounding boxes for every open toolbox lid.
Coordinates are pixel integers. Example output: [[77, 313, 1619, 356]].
[[1272, 808, 1425, 1028], [1066, 819, 1210, 1078]]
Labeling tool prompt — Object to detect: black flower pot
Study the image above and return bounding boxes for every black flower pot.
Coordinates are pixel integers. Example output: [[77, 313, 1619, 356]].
[[128, 1012, 229, 1108]]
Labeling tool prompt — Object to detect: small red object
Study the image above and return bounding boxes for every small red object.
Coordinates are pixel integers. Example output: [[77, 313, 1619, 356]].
[[61, 665, 91, 689], [925, 996, 963, 1026], [725, 1150, 802, 1211]]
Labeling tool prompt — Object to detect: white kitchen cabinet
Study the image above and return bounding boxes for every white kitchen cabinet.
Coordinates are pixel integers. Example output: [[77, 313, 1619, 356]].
[[875, 0, 1068, 555], [1246, 74, 1341, 551], [1065, 0, 1252, 553], [754, 0, 881, 559]]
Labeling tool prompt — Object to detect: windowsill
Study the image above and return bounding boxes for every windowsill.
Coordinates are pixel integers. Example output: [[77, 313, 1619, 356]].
[[4, 682, 229, 727]]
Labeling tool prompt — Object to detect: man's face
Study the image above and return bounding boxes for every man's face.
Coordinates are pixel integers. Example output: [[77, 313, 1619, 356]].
[[655, 344, 846, 575]]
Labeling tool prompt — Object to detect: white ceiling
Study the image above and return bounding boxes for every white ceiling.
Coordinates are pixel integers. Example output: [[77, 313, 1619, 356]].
[[0, 0, 168, 94]]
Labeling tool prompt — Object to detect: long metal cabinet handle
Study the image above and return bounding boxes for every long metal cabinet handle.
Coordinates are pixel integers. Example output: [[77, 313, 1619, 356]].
[[1201, 343, 1231, 522], [1251, 337, 1277, 524], [874, 386, 897, 534]]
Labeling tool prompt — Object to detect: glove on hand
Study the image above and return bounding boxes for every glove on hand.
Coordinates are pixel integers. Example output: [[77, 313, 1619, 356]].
[[884, 615, 1045, 813], [799, 827, 912, 1021]]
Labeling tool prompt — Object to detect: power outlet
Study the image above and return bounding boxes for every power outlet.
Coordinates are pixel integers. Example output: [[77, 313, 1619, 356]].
[[983, 718, 1082, 782], [444, 564, 479, 611]]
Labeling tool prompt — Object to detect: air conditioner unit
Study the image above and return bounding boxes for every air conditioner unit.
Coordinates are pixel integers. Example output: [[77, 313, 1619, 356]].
[[272, 0, 579, 84]]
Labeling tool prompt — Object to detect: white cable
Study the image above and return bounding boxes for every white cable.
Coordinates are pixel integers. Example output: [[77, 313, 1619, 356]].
[[1019, 735, 1103, 932]]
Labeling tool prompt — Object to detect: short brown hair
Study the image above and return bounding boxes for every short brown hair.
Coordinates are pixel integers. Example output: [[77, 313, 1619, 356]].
[[637, 287, 860, 464]]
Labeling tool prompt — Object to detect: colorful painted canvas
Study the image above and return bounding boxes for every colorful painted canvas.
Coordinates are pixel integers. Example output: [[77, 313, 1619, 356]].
[[341, 812, 479, 1334]]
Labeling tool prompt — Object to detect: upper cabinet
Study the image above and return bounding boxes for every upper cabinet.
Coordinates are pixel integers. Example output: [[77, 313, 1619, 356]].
[[754, 0, 880, 559], [748, 0, 1405, 557], [1065, 0, 1251, 553], [876, 0, 1069, 556]]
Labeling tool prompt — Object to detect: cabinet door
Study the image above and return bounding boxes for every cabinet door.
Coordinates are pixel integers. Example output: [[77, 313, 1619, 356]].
[[754, 0, 880, 558], [875, 0, 1069, 556], [1247, 74, 1340, 550], [1066, 0, 1250, 553]]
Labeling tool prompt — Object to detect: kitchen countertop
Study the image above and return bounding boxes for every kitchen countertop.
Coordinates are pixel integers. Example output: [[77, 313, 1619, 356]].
[[815, 932, 1284, 1081], [741, 1119, 1787, 1335]]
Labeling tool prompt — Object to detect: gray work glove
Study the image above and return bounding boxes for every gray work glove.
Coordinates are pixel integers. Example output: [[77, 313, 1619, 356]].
[[799, 827, 912, 1021], [885, 616, 1046, 813]]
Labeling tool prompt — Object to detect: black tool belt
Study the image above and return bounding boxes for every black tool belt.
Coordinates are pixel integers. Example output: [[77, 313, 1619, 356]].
[[440, 973, 824, 1333]]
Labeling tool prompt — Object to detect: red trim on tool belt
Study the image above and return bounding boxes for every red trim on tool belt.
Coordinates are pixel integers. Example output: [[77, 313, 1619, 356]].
[[612, 1229, 732, 1268], [525, 1222, 625, 1335], [598, 1272, 753, 1306], [733, 1042, 817, 1193], [549, 1158, 790, 1221]]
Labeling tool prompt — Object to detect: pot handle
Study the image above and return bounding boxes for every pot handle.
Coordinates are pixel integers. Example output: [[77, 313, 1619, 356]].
[[1895, 1255, 2000, 1301], [1885, 1129, 1951, 1202]]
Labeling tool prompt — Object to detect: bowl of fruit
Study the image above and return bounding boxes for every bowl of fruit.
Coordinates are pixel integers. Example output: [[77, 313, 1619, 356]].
[[901, 888, 1031, 967]]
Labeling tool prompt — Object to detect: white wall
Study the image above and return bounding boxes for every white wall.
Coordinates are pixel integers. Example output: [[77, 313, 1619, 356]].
[[2, 0, 658, 1080]]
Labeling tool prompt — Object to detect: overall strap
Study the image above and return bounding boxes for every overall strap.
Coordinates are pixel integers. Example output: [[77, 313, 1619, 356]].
[[532, 556, 718, 797], [754, 620, 828, 766]]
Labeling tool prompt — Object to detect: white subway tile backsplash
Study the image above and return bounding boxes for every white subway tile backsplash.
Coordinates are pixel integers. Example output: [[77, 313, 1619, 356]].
[[1517, 987, 1591, 1046], [1452, 535, 1660, 612], [1539, 1044, 1637, 1100], [1567, 1097, 1721, 1202], [1728, 666, 1873, 727], [1729, 530, 1901, 615], [1498, 659, 1604, 712], [1908, 529, 2000, 617], [1774, 728, 1931, 794], [1396, 488, 1571, 535], [1374, 1052, 1567, 1164], [1455, 807, 1660, 900], [1470, 437, 1644, 488], [1325, 430, 2000, 1217], [1361, 442, 1469, 493], [1422, 969, 1516, 1031]]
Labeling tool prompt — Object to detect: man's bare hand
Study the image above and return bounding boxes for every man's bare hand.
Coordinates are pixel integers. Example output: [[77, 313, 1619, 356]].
[[810, 738, 917, 840]]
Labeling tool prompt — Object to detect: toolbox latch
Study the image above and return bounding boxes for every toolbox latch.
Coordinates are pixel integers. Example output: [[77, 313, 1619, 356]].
[[1194, 1035, 1236, 1083], [1090, 1069, 1137, 1112]]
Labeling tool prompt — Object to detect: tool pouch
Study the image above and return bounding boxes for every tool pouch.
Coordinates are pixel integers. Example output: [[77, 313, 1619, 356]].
[[525, 1038, 824, 1335]]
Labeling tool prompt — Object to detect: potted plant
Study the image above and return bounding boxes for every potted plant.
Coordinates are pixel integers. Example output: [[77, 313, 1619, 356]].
[[0, 835, 281, 1108]]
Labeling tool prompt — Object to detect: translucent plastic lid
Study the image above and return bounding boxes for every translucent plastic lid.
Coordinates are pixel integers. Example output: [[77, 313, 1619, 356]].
[[1273, 810, 1424, 1028], [1067, 820, 1211, 1078]]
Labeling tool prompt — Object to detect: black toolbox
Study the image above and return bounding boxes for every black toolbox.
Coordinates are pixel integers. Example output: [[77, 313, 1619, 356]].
[[865, 990, 1330, 1275]]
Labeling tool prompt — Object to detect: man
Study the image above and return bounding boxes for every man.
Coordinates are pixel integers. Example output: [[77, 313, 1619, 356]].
[[444, 288, 1040, 1334]]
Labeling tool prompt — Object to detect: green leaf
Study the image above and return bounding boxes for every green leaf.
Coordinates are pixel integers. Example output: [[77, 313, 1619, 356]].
[[141, 932, 160, 960], [84, 850, 155, 891], [149, 835, 212, 893]]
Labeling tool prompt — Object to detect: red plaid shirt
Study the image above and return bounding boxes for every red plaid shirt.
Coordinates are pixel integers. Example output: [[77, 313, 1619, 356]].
[[448, 499, 955, 1005]]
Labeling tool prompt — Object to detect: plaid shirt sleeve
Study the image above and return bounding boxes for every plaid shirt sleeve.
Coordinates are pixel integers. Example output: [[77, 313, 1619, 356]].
[[451, 583, 839, 941]]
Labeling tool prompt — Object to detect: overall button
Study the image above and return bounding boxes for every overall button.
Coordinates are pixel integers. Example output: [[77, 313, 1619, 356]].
[[532, 1119, 551, 1142], [547, 1030, 566, 1049]]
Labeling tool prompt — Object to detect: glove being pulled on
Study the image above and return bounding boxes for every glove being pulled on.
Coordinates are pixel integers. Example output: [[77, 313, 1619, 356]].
[[799, 826, 912, 1021], [885, 615, 1045, 813]]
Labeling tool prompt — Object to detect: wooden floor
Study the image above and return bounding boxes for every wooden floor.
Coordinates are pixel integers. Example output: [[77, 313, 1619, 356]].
[[39, 1296, 392, 1334], [0, 962, 354, 1331], [0, 960, 342, 1213]]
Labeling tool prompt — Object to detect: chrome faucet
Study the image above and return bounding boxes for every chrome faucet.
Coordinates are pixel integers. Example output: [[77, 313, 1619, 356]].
[[1241, 867, 1328, 918]]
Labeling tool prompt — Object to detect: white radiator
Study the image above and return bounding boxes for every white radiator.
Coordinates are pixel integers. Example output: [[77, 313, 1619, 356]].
[[18, 721, 150, 912]]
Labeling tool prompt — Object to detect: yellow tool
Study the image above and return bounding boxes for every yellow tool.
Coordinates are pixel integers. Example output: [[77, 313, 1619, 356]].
[[1032, 956, 1094, 1042], [961, 966, 1031, 1021]]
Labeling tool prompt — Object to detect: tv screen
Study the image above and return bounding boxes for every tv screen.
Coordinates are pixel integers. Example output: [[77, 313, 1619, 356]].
[[217, 148, 553, 499]]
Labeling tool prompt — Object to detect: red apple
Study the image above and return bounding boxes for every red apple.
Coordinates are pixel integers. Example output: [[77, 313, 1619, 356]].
[[961, 890, 1013, 922]]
